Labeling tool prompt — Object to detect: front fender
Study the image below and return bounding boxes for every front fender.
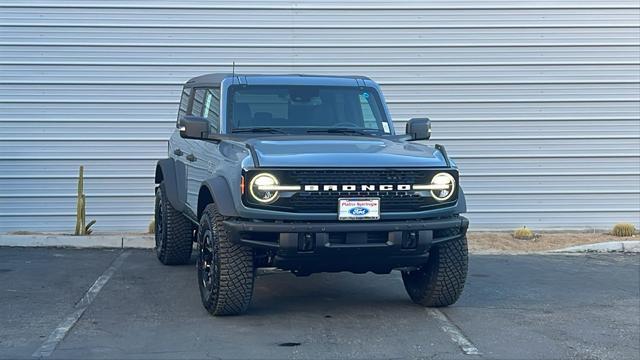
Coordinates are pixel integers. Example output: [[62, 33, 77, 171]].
[[455, 187, 467, 214], [200, 176, 239, 218]]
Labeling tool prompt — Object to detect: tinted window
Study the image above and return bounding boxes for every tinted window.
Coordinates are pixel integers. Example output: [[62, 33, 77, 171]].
[[192, 88, 221, 134], [227, 85, 389, 133], [360, 92, 384, 130], [176, 87, 192, 127], [203, 88, 221, 133], [192, 89, 206, 118]]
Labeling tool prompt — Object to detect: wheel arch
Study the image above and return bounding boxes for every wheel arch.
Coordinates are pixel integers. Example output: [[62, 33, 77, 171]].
[[154, 163, 164, 184], [455, 187, 467, 214], [155, 158, 185, 212], [197, 185, 214, 220], [198, 176, 239, 219]]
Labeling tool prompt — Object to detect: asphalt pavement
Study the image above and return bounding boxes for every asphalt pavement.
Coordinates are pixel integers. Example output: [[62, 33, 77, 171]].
[[0, 248, 638, 359]]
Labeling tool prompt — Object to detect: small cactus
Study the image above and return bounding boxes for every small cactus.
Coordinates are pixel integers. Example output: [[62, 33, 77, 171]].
[[513, 226, 535, 240], [611, 223, 636, 237], [74, 166, 96, 235], [148, 218, 156, 234]]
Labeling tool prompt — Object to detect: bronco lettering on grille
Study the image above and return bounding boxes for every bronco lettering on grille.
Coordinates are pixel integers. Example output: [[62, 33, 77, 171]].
[[303, 184, 412, 192]]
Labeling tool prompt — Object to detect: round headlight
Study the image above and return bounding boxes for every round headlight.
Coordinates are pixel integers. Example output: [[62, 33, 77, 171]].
[[249, 173, 280, 204], [430, 172, 455, 201]]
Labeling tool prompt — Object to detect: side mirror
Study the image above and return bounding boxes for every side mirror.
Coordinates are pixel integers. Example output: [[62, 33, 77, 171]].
[[179, 115, 209, 139], [406, 117, 431, 141]]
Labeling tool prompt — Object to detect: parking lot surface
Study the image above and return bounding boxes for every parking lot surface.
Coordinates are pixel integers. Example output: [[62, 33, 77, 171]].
[[0, 248, 638, 359]]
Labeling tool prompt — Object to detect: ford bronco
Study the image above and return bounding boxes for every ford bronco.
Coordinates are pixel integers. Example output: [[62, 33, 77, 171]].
[[154, 74, 469, 315]]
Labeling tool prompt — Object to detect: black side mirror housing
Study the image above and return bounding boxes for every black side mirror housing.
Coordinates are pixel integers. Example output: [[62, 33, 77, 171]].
[[179, 115, 209, 139], [406, 117, 431, 141]]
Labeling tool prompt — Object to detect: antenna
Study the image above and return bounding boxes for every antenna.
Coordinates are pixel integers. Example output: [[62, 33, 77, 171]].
[[232, 61, 235, 84]]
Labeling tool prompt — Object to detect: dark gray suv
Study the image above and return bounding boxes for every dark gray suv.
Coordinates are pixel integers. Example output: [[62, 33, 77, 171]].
[[154, 73, 469, 315]]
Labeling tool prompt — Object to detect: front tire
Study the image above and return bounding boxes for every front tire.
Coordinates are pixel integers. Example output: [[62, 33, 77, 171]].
[[197, 203, 255, 316], [154, 182, 193, 265], [402, 228, 468, 307]]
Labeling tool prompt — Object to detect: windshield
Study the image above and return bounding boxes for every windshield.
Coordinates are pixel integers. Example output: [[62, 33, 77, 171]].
[[227, 85, 391, 135]]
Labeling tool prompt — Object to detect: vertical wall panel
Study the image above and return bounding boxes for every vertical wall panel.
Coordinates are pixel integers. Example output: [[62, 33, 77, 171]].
[[1, 0, 639, 231]]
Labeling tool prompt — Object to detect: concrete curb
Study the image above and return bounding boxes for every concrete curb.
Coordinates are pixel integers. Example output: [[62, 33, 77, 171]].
[[0, 234, 155, 249], [1, 235, 638, 253], [552, 240, 640, 253]]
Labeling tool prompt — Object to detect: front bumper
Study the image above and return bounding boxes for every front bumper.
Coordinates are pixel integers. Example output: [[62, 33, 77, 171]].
[[223, 216, 468, 274]]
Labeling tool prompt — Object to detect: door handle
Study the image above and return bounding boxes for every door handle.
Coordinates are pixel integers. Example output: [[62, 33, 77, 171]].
[[173, 149, 184, 156], [186, 154, 197, 162]]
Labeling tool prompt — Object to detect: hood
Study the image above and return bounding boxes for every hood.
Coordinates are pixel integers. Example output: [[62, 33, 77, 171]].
[[244, 136, 447, 168]]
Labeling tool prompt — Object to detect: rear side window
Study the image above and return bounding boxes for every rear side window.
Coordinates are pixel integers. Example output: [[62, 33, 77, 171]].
[[176, 87, 192, 127], [192, 89, 206, 118], [192, 88, 221, 134]]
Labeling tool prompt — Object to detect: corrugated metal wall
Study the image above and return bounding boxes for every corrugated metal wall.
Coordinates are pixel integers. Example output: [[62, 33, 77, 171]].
[[1, 0, 639, 232]]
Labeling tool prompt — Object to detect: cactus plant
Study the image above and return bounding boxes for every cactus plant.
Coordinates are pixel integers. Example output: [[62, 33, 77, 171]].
[[148, 218, 155, 234], [513, 226, 535, 240], [611, 223, 636, 237], [74, 166, 96, 235]]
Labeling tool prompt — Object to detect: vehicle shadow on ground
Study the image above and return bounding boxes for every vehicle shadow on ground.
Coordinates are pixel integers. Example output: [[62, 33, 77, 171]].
[[250, 272, 419, 317], [179, 253, 449, 318], [177, 253, 420, 318]]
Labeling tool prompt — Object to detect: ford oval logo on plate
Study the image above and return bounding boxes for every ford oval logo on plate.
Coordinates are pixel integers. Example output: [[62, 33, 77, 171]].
[[349, 207, 369, 216], [339, 198, 380, 221]]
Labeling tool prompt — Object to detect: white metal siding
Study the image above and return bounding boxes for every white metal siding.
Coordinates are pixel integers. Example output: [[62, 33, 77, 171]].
[[1, 0, 639, 231]]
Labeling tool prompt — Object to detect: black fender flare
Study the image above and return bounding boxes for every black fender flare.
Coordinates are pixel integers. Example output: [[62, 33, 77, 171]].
[[455, 187, 467, 214], [155, 158, 186, 212], [199, 176, 239, 218]]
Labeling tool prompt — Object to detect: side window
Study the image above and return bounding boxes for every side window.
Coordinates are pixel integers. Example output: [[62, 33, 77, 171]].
[[176, 87, 192, 127], [359, 91, 389, 133], [192, 88, 221, 133], [203, 88, 221, 133], [191, 89, 206, 118], [359, 92, 381, 130]]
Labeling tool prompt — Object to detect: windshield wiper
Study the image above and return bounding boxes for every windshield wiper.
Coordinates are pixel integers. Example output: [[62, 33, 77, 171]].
[[306, 128, 378, 136], [231, 127, 286, 134]]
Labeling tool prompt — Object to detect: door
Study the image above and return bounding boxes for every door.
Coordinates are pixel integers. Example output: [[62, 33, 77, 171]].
[[168, 86, 193, 210], [185, 87, 222, 214]]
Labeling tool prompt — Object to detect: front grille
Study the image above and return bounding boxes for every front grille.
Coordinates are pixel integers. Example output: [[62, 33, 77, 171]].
[[288, 169, 428, 185], [244, 168, 458, 213]]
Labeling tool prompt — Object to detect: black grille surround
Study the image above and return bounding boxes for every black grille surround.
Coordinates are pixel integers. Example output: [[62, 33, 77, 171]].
[[243, 168, 459, 214], [289, 169, 430, 185]]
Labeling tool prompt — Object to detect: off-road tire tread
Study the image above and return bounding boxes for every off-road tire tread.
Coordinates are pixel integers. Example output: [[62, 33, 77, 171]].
[[155, 183, 193, 265], [199, 204, 255, 316], [402, 228, 468, 307]]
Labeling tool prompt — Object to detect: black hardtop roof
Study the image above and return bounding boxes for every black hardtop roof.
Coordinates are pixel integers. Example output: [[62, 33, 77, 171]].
[[184, 73, 372, 88]]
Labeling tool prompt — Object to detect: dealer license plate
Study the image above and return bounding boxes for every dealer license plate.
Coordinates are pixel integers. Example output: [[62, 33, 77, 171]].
[[338, 198, 380, 221]]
